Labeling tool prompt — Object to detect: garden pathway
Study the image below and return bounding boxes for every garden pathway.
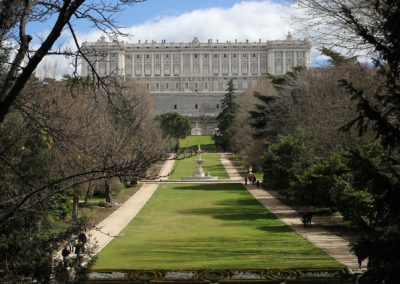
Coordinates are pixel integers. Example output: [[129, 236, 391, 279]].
[[219, 153, 363, 271], [87, 154, 176, 255]]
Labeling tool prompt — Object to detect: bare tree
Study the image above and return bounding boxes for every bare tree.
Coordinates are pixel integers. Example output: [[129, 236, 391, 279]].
[[0, 0, 145, 124], [293, 63, 375, 156], [231, 78, 278, 169], [294, 0, 400, 149]]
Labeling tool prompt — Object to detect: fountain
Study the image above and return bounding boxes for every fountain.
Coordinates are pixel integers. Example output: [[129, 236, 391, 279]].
[[181, 145, 218, 181]]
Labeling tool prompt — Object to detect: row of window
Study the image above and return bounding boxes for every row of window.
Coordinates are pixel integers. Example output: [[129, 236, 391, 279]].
[[110, 51, 304, 60], [144, 80, 252, 92], [124, 53, 262, 60], [173, 104, 220, 110]]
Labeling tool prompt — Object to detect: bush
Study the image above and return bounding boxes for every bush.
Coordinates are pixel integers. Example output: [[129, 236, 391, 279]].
[[295, 152, 352, 210], [262, 128, 309, 199], [93, 178, 125, 198]]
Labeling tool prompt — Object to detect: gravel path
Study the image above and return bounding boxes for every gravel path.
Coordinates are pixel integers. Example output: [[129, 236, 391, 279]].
[[219, 153, 363, 271], [87, 154, 176, 255]]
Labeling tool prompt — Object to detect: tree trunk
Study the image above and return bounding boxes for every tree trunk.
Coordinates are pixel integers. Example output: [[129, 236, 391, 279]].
[[105, 178, 112, 203], [72, 188, 79, 219], [83, 181, 92, 205]]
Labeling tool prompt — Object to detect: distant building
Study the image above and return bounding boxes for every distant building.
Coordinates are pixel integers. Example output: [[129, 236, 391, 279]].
[[81, 34, 311, 134]]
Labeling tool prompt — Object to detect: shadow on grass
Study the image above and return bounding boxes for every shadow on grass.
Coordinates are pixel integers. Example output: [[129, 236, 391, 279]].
[[178, 206, 269, 221], [255, 225, 293, 233], [171, 183, 244, 191]]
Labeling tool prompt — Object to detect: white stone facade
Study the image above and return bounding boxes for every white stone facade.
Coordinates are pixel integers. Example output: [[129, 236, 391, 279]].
[[81, 35, 311, 134]]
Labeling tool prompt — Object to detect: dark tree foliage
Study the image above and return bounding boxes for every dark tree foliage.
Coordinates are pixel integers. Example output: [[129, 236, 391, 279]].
[[249, 91, 291, 140], [158, 112, 191, 151], [215, 79, 240, 150], [295, 1, 400, 282], [336, 2, 400, 150], [319, 47, 358, 66], [249, 70, 302, 142], [158, 112, 191, 139], [262, 128, 308, 197], [0, 113, 92, 282]]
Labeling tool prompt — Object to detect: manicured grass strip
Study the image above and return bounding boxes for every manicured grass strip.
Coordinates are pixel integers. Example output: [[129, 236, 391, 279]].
[[179, 135, 214, 148], [94, 183, 343, 270], [169, 153, 229, 179]]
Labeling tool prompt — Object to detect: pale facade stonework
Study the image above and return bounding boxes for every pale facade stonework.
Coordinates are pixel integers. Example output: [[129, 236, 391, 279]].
[[81, 35, 311, 134]]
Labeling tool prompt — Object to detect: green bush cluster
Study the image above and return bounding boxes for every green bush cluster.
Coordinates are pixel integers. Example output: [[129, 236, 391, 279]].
[[263, 130, 398, 233]]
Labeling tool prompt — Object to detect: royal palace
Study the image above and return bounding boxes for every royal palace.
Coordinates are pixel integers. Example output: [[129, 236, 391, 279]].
[[81, 34, 311, 134]]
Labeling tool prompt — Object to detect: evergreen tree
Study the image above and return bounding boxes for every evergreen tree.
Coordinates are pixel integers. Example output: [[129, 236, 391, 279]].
[[319, 47, 357, 66], [158, 112, 191, 150], [215, 79, 240, 150]]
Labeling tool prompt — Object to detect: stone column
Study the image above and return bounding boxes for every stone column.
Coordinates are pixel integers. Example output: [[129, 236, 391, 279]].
[[161, 53, 164, 76], [119, 51, 125, 76], [268, 51, 274, 74], [228, 53, 232, 76], [141, 54, 144, 77], [257, 52, 261, 76], [170, 53, 173, 74], [151, 54, 154, 77], [209, 53, 212, 75], [282, 50, 286, 74], [132, 52, 135, 78], [200, 53, 203, 74], [238, 52, 242, 75], [180, 53, 183, 75], [248, 53, 251, 74], [190, 53, 193, 75], [219, 53, 222, 76]]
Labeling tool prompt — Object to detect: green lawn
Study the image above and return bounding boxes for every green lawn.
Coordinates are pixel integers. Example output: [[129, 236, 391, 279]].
[[94, 183, 343, 270], [179, 135, 214, 148], [169, 153, 229, 179]]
